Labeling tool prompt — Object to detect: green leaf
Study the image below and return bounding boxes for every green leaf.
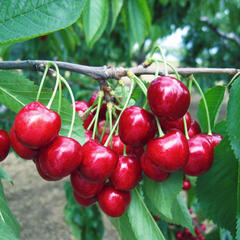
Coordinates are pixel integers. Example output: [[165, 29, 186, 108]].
[[143, 171, 183, 218], [196, 121, 238, 236], [0, 167, 12, 183], [110, 0, 123, 31], [0, 180, 20, 240], [127, 188, 165, 240], [0, 71, 86, 145], [128, 0, 151, 47], [197, 86, 225, 132], [0, 0, 87, 45], [83, 0, 109, 47]]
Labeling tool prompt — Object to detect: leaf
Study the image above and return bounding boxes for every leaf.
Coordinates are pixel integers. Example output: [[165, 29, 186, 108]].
[[0, 0, 87, 45], [127, 188, 166, 240], [0, 167, 12, 183], [110, 0, 123, 31], [196, 121, 238, 236], [83, 0, 109, 47], [0, 180, 20, 240], [0, 71, 86, 145], [128, 0, 151, 47], [143, 171, 183, 218], [197, 86, 225, 132]]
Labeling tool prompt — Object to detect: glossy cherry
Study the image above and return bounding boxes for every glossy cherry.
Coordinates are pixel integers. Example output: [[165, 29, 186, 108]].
[[147, 76, 190, 121], [10, 125, 37, 160], [70, 170, 104, 198], [14, 102, 61, 149], [0, 129, 10, 162], [119, 106, 157, 147], [182, 179, 191, 190], [188, 120, 201, 138], [159, 112, 191, 133], [146, 130, 189, 172], [110, 155, 142, 191], [35, 160, 60, 181], [202, 133, 223, 148], [98, 185, 131, 217], [140, 153, 170, 182], [73, 191, 97, 207], [79, 140, 118, 182], [38, 136, 83, 179], [182, 134, 214, 176], [89, 92, 107, 120]]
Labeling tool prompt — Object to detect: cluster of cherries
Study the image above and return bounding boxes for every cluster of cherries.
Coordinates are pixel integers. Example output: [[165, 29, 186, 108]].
[[0, 75, 222, 219]]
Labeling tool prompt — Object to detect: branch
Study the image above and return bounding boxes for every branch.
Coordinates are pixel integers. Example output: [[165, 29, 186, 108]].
[[200, 17, 240, 47], [0, 60, 239, 80]]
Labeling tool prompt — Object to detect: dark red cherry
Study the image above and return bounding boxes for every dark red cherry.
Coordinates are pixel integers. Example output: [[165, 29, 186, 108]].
[[119, 106, 157, 147], [38, 136, 83, 179], [146, 130, 189, 172], [35, 160, 60, 181], [0, 129, 10, 162], [10, 125, 37, 160], [110, 155, 142, 191], [89, 92, 107, 120], [202, 133, 223, 148], [175, 231, 183, 239], [98, 185, 131, 217], [79, 140, 118, 182], [40, 35, 47, 41], [159, 112, 191, 133], [14, 102, 61, 149], [70, 170, 104, 198], [102, 134, 132, 155], [73, 190, 97, 207], [97, 120, 111, 135], [147, 76, 190, 121], [182, 134, 214, 176], [140, 153, 170, 182], [182, 179, 191, 190], [129, 146, 144, 159], [188, 120, 201, 138]]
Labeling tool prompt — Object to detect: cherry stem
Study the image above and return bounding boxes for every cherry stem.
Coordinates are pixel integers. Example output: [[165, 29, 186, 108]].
[[154, 116, 164, 137], [183, 116, 189, 140], [80, 105, 97, 121], [108, 104, 113, 148], [59, 75, 76, 138], [154, 60, 160, 79], [226, 71, 240, 88], [36, 63, 50, 102], [92, 91, 104, 139], [190, 75, 212, 135], [187, 76, 193, 94], [127, 71, 147, 96], [104, 78, 135, 147], [87, 114, 97, 131], [100, 113, 109, 142], [123, 144, 127, 156], [119, 79, 126, 104]]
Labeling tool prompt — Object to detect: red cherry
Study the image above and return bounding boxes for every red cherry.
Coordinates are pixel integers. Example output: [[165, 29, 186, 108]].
[[183, 134, 214, 176], [10, 125, 37, 160], [195, 227, 201, 236], [146, 130, 189, 172], [70, 170, 104, 198], [98, 185, 131, 217], [189, 208, 193, 214], [97, 120, 111, 135], [73, 190, 97, 207], [197, 235, 205, 240], [182, 179, 191, 190], [129, 146, 144, 159], [119, 106, 157, 147], [38, 136, 83, 179], [202, 133, 223, 148], [153, 216, 160, 221], [147, 76, 190, 121], [14, 102, 61, 149], [84, 130, 94, 142], [35, 160, 60, 181], [199, 224, 206, 231], [188, 120, 201, 138], [159, 112, 192, 133], [175, 231, 183, 239], [110, 155, 142, 191], [89, 92, 107, 120], [40, 35, 47, 41], [0, 129, 10, 162], [140, 153, 170, 182], [79, 140, 118, 182]]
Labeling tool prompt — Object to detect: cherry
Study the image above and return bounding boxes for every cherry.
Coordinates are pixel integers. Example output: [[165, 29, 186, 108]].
[[79, 140, 118, 182], [14, 102, 61, 149], [10, 125, 37, 160], [89, 92, 107, 120], [182, 179, 191, 190], [147, 76, 190, 121], [0, 129, 10, 162], [195, 227, 201, 236], [98, 185, 131, 217], [140, 153, 170, 182], [110, 155, 142, 191], [146, 130, 189, 172], [188, 120, 201, 138], [182, 134, 214, 176], [40, 35, 47, 41], [38, 136, 83, 179], [159, 112, 192, 133], [153, 216, 160, 221], [199, 224, 206, 231], [73, 190, 97, 207], [84, 130, 93, 142], [119, 106, 157, 147], [35, 160, 60, 181], [70, 170, 104, 198], [97, 120, 111, 135], [202, 133, 223, 148], [175, 231, 183, 239]]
